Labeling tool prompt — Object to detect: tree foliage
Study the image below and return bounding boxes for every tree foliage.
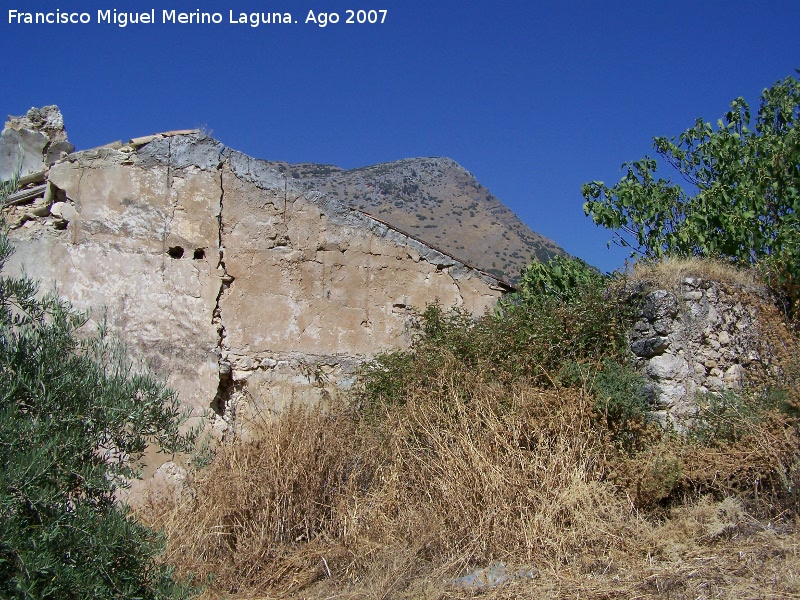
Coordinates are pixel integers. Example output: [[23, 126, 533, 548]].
[[583, 73, 800, 295], [0, 223, 197, 598]]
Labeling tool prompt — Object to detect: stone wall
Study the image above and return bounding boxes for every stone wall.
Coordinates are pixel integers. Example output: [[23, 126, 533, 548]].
[[628, 276, 768, 426], [2, 129, 508, 439]]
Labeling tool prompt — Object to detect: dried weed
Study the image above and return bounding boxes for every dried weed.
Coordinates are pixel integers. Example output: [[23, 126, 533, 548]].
[[134, 263, 800, 599], [138, 359, 800, 598], [631, 257, 759, 290]]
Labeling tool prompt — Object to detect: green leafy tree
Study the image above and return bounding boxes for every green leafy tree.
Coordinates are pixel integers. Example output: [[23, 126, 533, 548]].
[[0, 217, 197, 598], [583, 72, 800, 292]]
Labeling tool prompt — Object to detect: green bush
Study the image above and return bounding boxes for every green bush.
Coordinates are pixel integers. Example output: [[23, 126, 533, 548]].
[[357, 257, 637, 416], [0, 227, 197, 599], [356, 304, 482, 413], [689, 388, 786, 446], [508, 255, 606, 306], [558, 358, 649, 426], [592, 359, 650, 425]]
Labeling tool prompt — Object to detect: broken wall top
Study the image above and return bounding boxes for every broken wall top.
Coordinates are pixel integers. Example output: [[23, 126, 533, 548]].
[[1, 106, 74, 182], [131, 132, 513, 291]]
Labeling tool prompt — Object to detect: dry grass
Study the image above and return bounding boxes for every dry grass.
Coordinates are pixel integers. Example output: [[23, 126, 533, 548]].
[[137, 357, 800, 599], [134, 266, 800, 599], [141, 364, 641, 597], [630, 257, 760, 290]]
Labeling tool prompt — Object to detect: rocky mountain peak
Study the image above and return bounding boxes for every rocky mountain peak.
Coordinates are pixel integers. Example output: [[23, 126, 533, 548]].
[[266, 155, 564, 284]]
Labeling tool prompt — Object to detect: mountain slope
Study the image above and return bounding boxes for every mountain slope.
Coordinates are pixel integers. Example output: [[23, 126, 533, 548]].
[[267, 157, 563, 284]]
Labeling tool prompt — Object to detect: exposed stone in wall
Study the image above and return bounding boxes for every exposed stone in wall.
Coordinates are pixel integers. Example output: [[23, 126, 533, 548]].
[[1, 107, 77, 232], [628, 277, 768, 426], [1, 106, 74, 182], [2, 130, 507, 444]]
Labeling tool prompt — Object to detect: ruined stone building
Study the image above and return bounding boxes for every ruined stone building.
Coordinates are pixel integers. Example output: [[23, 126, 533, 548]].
[[2, 107, 782, 443], [1, 109, 510, 438]]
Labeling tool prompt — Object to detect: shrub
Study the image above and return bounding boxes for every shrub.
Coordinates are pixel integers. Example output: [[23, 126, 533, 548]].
[[559, 358, 650, 448], [357, 255, 635, 419], [592, 359, 650, 426], [0, 227, 197, 599], [689, 389, 774, 445], [509, 254, 607, 306]]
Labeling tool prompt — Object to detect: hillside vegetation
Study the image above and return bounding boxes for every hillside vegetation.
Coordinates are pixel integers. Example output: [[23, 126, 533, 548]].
[[140, 256, 800, 599], [140, 73, 800, 599]]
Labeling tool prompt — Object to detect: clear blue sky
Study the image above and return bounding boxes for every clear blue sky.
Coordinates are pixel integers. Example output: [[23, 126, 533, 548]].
[[2, 0, 798, 273]]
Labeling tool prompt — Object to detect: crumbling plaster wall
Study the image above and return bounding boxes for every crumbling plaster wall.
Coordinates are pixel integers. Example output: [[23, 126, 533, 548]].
[[3, 133, 506, 434], [217, 150, 502, 426], [5, 137, 224, 420]]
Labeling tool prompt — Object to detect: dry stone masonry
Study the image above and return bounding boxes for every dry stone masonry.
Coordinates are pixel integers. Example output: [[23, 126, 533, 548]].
[[628, 277, 766, 426]]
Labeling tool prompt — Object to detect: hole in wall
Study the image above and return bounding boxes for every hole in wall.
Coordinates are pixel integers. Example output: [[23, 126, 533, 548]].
[[210, 394, 226, 417], [167, 246, 185, 259], [193, 248, 206, 260], [211, 361, 232, 417]]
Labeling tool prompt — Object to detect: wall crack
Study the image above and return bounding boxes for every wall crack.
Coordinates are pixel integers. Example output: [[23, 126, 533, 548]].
[[159, 137, 175, 270], [211, 159, 237, 425]]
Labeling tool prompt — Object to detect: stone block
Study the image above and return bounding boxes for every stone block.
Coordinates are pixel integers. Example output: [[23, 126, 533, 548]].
[[642, 289, 678, 321], [652, 318, 673, 335], [27, 200, 51, 217], [653, 382, 686, 407], [45, 140, 75, 166], [59, 203, 79, 223], [646, 354, 688, 380], [631, 336, 669, 358], [723, 364, 743, 386], [0, 128, 48, 180], [50, 201, 65, 218]]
